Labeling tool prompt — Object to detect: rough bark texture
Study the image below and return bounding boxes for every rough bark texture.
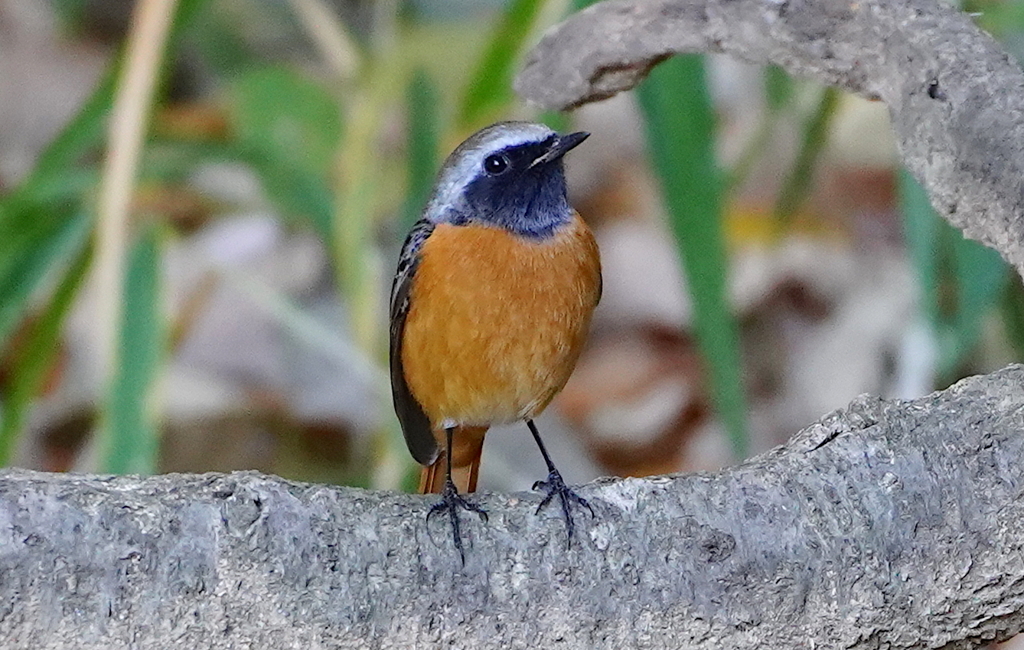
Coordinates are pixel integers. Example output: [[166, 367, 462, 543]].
[[516, 0, 1024, 278], [2, 366, 1024, 649]]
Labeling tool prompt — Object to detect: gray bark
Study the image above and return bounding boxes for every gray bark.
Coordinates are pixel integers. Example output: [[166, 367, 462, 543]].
[[2, 366, 1024, 649], [516, 0, 1024, 279]]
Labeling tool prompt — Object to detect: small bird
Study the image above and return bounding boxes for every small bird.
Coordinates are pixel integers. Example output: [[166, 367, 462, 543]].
[[389, 121, 601, 560]]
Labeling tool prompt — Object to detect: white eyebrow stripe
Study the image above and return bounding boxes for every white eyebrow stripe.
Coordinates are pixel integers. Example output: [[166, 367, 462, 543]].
[[421, 123, 556, 223], [466, 126, 553, 154]]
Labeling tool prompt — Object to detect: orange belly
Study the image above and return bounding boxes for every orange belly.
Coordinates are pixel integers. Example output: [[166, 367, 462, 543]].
[[401, 214, 601, 438]]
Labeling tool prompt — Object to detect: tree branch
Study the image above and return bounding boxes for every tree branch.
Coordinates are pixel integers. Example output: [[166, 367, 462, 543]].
[[3, 365, 1024, 648], [515, 0, 1024, 278]]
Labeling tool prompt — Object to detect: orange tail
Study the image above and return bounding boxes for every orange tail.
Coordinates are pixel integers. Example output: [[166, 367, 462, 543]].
[[419, 425, 488, 494]]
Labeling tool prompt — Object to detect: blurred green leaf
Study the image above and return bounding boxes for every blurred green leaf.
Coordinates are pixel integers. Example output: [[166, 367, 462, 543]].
[[17, 74, 115, 201], [99, 226, 165, 475], [764, 65, 794, 111], [899, 169, 941, 325], [457, 0, 548, 129], [403, 69, 440, 230], [14, 0, 206, 203], [539, 110, 570, 134], [0, 241, 92, 467], [0, 0, 210, 358], [182, 1, 254, 77], [225, 66, 343, 241], [52, 0, 206, 36], [0, 208, 92, 354], [637, 55, 749, 458], [147, 137, 335, 241], [727, 66, 796, 192], [49, 0, 89, 29], [773, 86, 839, 226], [946, 229, 1008, 373], [963, 0, 1024, 40], [230, 66, 342, 178], [900, 169, 1009, 378], [1001, 278, 1024, 360], [953, 235, 1008, 328], [241, 146, 336, 240]]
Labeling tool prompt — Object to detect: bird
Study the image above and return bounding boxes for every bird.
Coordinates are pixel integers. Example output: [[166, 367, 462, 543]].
[[389, 121, 602, 560]]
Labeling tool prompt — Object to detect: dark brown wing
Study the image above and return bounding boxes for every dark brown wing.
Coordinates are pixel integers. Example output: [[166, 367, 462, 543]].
[[389, 219, 439, 466]]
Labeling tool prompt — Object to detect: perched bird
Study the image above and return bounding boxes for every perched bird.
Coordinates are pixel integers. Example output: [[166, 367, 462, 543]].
[[389, 121, 602, 559]]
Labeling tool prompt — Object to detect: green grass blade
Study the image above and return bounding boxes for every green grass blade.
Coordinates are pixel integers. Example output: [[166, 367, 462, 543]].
[[230, 65, 343, 178], [0, 0, 209, 377], [636, 55, 749, 458], [0, 209, 92, 353], [225, 65, 343, 241], [1000, 278, 1024, 360], [11, 0, 207, 203], [900, 169, 1008, 376], [947, 230, 1008, 373], [17, 73, 115, 199], [773, 86, 840, 226], [402, 69, 440, 230], [727, 66, 794, 192], [99, 226, 165, 474], [146, 137, 336, 241], [0, 241, 92, 467], [457, 0, 548, 130], [898, 169, 941, 326], [242, 147, 336, 241], [764, 65, 795, 111]]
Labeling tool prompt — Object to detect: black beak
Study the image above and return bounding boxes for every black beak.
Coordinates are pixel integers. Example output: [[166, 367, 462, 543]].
[[529, 131, 590, 168]]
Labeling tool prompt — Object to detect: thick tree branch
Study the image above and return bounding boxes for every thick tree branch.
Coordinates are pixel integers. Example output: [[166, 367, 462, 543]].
[[2, 366, 1024, 648], [516, 0, 1024, 277]]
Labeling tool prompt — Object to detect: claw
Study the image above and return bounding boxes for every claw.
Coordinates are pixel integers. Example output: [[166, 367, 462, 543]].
[[427, 479, 487, 564], [532, 469, 594, 547]]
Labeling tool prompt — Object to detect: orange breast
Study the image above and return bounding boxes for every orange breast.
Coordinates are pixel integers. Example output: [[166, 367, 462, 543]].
[[401, 214, 601, 435]]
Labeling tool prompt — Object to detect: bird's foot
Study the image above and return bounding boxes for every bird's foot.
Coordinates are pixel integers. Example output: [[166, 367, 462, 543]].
[[533, 469, 594, 547], [427, 479, 488, 564]]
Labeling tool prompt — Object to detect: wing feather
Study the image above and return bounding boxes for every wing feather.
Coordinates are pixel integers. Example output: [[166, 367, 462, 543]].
[[389, 219, 439, 465]]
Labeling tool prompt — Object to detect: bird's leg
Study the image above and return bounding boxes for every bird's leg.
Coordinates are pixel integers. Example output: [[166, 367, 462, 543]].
[[426, 427, 487, 564], [527, 419, 594, 546]]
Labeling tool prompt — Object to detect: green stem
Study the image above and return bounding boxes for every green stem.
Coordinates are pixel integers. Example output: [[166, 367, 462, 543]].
[[637, 55, 749, 459], [772, 86, 840, 229]]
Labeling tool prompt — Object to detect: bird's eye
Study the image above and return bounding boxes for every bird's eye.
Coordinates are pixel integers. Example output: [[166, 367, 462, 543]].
[[483, 154, 509, 175]]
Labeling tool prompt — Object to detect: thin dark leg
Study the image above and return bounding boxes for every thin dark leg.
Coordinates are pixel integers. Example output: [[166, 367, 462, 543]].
[[527, 419, 594, 546], [426, 427, 487, 564]]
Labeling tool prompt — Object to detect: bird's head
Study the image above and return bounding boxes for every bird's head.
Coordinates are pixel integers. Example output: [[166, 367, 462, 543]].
[[423, 122, 589, 239]]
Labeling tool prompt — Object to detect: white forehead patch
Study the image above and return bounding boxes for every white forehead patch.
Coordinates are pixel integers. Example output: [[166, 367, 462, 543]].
[[423, 122, 555, 222]]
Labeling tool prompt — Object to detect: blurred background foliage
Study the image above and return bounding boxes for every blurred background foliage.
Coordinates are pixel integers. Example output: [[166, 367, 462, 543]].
[[0, 0, 1023, 493]]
